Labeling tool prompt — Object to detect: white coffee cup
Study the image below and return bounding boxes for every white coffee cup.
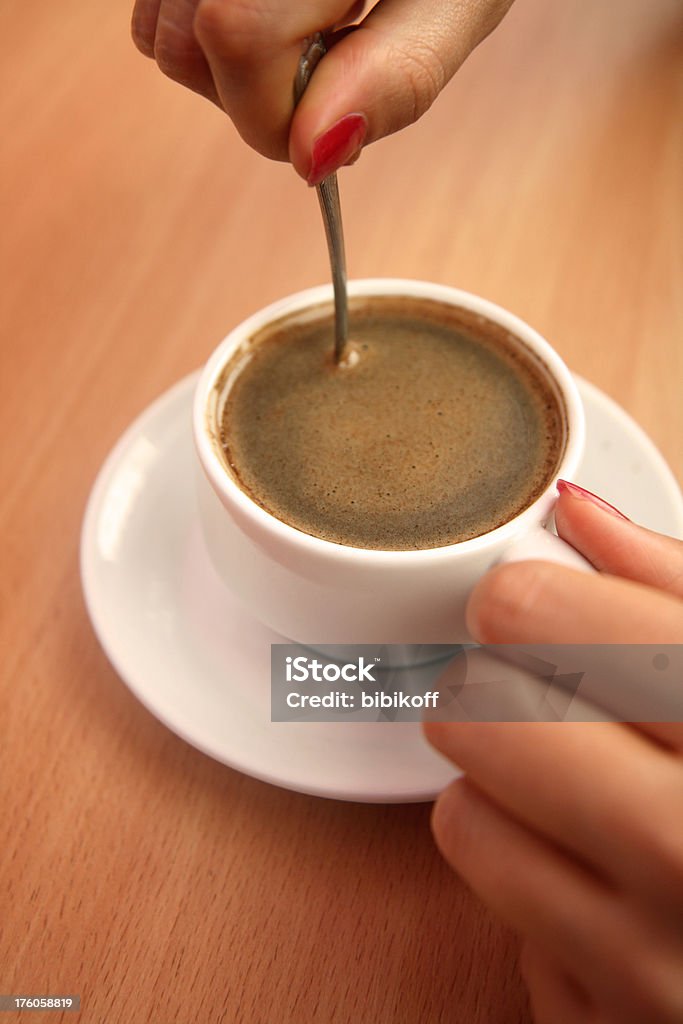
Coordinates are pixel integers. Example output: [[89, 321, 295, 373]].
[[193, 279, 589, 645]]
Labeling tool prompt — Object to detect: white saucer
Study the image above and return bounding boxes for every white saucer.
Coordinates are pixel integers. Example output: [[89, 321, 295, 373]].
[[81, 373, 683, 803]]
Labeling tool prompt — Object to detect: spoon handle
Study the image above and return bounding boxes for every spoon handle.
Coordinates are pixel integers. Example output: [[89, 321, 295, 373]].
[[316, 175, 348, 362], [294, 34, 349, 363]]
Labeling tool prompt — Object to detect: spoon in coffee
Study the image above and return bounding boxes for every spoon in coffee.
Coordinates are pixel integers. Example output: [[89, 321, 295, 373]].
[[294, 34, 349, 364]]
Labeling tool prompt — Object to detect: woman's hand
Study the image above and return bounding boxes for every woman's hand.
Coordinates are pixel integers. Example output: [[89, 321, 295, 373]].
[[131, 0, 515, 183], [425, 481, 683, 1023]]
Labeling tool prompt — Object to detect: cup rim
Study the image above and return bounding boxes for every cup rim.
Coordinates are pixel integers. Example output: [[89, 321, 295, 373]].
[[193, 278, 585, 564]]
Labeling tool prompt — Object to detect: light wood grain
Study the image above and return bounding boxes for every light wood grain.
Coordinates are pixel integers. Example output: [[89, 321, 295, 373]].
[[1, 1, 682, 1021]]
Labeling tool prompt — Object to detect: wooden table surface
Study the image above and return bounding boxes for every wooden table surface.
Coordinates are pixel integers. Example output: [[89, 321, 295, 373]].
[[2, 1, 682, 1021]]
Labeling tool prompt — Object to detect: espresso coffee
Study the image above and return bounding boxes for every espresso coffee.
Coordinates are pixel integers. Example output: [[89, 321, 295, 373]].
[[217, 296, 565, 550]]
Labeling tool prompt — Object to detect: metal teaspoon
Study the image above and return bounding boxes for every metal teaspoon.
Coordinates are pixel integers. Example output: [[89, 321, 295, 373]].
[[294, 33, 349, 363]]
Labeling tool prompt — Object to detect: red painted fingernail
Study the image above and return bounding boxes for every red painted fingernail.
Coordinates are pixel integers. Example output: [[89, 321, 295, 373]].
[[557, 479, 630, 520], [307, 113, 367, 186]]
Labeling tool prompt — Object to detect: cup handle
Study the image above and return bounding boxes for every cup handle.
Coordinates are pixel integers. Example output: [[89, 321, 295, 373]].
[[498, 520, 595, 573]]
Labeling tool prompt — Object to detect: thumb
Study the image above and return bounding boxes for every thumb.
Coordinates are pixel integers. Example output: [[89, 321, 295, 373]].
[[289, 0, 515, 184], [555, 480, 683, 599]]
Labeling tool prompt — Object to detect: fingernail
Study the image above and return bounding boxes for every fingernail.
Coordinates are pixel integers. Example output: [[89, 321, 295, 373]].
[[307, 113, 367, 186], [557, 479, 630, 520]]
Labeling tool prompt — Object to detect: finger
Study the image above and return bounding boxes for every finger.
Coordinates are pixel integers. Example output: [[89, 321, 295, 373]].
[[148, 0, 220, 105], [431, 777, 637, 1012], [555, 482, 683, 599], [289, 0, 516, 180], [464, 559, 683, 748], [424, 721, 683, 908], [335, 0, 369, 29], [131, 0, 162, 58], [520, 941, 594, 1024], [466, 560, 683, 644], [429, 646, 616, 723], [433, 779, 683, 1024], [454, 640, 683, 749], [193, 0, 360, 160]]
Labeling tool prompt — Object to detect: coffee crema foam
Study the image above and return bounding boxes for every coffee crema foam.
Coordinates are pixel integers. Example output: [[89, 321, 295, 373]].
[[217, 296, 566, 550]]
